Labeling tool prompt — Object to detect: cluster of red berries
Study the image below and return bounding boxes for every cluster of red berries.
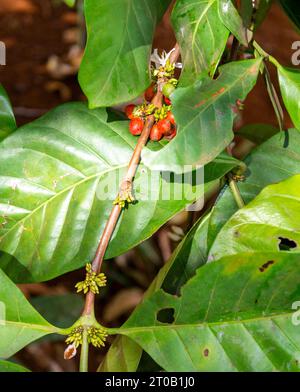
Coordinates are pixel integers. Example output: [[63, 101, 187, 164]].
[[125, 83, 177, 142]]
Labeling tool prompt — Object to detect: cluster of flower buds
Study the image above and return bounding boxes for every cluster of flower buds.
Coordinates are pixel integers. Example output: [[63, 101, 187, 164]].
[[64, 325, 108, 359], [124, 48, 180, 142], [75, 263, 107, 295]]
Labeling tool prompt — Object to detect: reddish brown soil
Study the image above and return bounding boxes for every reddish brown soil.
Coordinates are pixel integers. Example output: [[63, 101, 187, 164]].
[[0, 0, 84, 125]]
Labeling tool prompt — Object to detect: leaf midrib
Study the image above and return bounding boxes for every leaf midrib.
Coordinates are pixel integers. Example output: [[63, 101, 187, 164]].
[[112, 310, 294, 334], [2, 320, 62, 334], [191, 0, 217, 72], [93, 1, 131, 102]]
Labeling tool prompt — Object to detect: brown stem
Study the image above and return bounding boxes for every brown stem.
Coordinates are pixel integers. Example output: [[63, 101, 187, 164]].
[[82, 44, 181, 317]]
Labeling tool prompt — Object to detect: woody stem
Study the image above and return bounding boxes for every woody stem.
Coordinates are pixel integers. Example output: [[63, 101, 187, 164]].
[[81, 44, 181, 317]]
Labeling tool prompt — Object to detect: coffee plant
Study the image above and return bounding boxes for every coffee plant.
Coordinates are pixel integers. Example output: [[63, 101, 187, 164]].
[[1, 0, 300, 372]]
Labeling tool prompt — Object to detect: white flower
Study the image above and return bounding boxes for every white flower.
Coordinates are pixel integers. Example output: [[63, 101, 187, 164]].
[[150, 48, 182, 69]]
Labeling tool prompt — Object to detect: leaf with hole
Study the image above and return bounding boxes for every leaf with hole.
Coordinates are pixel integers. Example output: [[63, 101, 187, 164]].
[[143, 59, 261, 172], [114, 252, 300, 371], [0, 269, 63, 358], [79, 0, 171, 108], [207, 129, 300, 250], [209, 175, 300, 261]]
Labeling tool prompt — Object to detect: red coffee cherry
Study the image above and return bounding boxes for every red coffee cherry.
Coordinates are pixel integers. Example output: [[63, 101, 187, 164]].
[[125, 104, 136, 119], [150, 124, 163, 141], [144, 84, 156, 102], [165, 128, 177, 140], [129, 117, 144, 136], [157, 119, 172, 135], [164, 96, 172, 105], [166, 111, 175, 125]]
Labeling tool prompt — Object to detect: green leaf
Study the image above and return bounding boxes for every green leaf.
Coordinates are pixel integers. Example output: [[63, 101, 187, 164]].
[[278, 0, 300, 32], [143, 59, 261, 172], [0, 269, 62, 358], [98, 335, 142, 372], [277, 66, 300, 130], [159, 213, 211, 295], [253, 0, 273, 29], [236, 123, 279, 144], [171, 0, 229, 84], [79, 0, 171, 108], [218, 0, 251, 46], [209, 175, 300, 261], [237, 1, 272, 31], [207, 129, 300, 249], [0, 102, 239, 282], [63, 0, 76, 6], [115, 252, 300, 371], [0, 360, 30, 372], [239, 0, 254, 28], [0, 85, 16, 141]]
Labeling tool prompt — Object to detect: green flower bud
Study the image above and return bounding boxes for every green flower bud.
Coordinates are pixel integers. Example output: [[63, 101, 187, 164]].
[[75, 263, 107, 294]]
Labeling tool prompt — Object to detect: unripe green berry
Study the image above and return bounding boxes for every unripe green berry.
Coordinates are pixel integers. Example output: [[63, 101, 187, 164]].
[[162, 83, 175, 98]]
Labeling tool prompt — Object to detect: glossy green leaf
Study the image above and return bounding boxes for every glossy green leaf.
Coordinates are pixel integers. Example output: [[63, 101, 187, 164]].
[[279, 0, 300, 32], [98, 335, 142, 372], [0, 269, 62, 358], [236, 123, 279, 144], [79, 0, 171, 108], [143, 59, 261, 172], [277, 66, 300, 130], [209, 175, 300, 261], [207, 129, 300, 249], [159, 213, 211, 295], [218, 0, 251, 46], [235, 1, 272, 31], [115, 252, 300, 371], [0, 85, 16, 142], [0, 360, 30, 372], [0, 102, 240, 282], [239, 0, 254, 28], [171, 0, 229, 84]]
